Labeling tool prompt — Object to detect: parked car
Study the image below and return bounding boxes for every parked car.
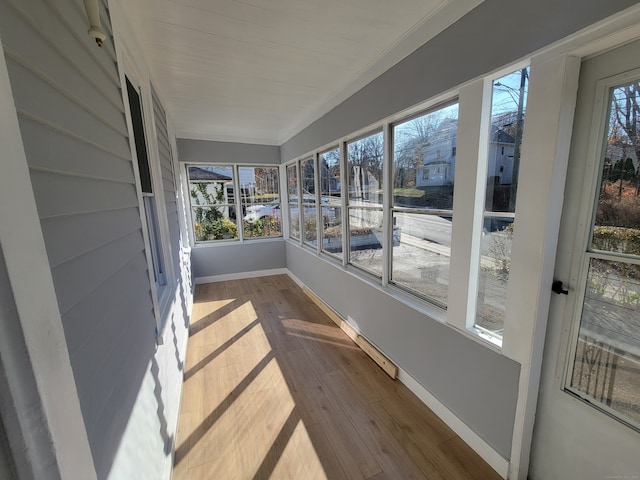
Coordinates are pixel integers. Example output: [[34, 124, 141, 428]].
[[243, 201, 281, 222], [243, 197, 337, 223]]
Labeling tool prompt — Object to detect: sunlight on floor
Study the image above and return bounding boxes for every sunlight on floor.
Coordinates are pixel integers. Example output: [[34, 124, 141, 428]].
[[175, 285, 329, 479], [175, 275, 501, 480]]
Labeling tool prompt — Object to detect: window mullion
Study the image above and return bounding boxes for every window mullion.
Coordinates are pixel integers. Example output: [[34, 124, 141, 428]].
[[382, 122, 392, 286], [448, 79, 492, 333], [234, 164, 244, 242], [341, 141, 349, 267]]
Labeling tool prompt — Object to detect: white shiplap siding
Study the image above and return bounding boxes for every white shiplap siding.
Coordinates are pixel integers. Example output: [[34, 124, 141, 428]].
[[0, 0, 158, 477]]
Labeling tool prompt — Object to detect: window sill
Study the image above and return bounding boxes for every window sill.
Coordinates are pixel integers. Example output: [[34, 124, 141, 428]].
[[286, 240, 505, 355], [192, 236, 285, 248]]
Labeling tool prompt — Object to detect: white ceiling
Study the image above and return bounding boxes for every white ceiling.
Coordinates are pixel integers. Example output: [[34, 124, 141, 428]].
[[122, 0, 482, 145]]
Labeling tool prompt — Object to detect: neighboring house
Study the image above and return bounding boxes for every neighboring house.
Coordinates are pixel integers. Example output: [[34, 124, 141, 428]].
[[416, 121, 517, 187], [417, 118, 457, 187], [488, 127, 516, 185]]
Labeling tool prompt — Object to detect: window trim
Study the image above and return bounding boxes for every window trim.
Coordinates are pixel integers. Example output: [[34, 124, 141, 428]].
[[118, 57, 175, 338], [186, 163, 283, 245]]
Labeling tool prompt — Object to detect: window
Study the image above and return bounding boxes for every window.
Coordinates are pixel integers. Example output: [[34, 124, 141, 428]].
[[188, 165, 281, 242], [241, 166, 282, 239], [126, 77, 167, 288], [300, 158, 317, 246], [320, 148, 343, 258], [287, 164, 300, 240], [347, 131, 384, 277], [391, 103, 459, 307], [566, 79, 640, 429], [188, 165, 238, 242], [474, 67, 528, 337]]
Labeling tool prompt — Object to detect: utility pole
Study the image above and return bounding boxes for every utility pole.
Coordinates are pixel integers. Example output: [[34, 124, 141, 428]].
[[509, 68, 528, 212]]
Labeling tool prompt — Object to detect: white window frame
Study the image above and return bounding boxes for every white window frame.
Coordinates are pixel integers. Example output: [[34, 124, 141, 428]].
[[344, 129, 385, 278], [114, 41, 175, 338], [186, 163, 283, 245], [389, 100, 460, 309]]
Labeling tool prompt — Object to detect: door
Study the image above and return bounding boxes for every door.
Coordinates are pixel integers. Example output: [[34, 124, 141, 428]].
[[530, 39, 640, 479]]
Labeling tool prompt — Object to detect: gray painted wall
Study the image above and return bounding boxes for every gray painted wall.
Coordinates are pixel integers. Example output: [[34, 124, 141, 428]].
[[177, 138, 281, 164], [192, 240, 286, 279], [286, 244, 520, 457], [281, 0, 638, 161], [1, 1, 189, 478]]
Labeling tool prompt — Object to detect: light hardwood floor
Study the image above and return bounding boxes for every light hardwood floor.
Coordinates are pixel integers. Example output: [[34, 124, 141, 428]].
[[173, 275, 502, 480]]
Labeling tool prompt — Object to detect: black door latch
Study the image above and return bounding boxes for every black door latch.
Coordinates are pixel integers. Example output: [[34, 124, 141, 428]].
[[552, 280, 569, 295]]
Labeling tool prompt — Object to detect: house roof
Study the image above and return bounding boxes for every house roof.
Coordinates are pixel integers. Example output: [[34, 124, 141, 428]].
[[188, 166, 232, 181], [490, 126, 515, 144]]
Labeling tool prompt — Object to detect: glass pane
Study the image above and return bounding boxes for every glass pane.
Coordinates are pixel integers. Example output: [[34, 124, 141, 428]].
[[322, 206, 343, 257], [189, 179, 234, 207], [289, 203, 300, 240], [569, 258, 640, 425], [473, 67, 529, 338], [348, 207, 383, 276], [287, 164, 298, 198], [486, 67, 529, 213], [593, 81, 640, 254], [347, 132, 384, 207], [391, 211, 451, 307], [300, 158, 315, 195], [393, 103, 459, 210], [192, 206, 238, 241], [188, 165, 237, 242], [240, 166, 282, 238], [476, 217, 514, 333], [302, 205, 317, 246], [287, 164, 300, 239], [320, 148, 343, 258], [300, 158, 317, 245], [320, 148, 341, 197]]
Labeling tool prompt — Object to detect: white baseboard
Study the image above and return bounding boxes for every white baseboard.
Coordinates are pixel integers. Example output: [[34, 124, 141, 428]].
[[194, 268, 288, 284], [397, 369, 509, 479], [285, 269, 304, 289]]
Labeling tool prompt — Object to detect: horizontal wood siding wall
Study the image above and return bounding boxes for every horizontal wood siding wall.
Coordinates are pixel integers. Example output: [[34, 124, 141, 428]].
[[0, 0, 157, 477], [152, 85, 181, 272]]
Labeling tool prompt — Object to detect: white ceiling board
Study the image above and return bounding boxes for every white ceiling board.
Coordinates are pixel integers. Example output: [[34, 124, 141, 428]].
[[123, 0, 484, 144]]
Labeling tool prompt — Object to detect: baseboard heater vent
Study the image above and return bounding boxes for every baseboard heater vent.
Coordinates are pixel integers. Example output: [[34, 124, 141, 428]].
[[303, 286, 398, 379]]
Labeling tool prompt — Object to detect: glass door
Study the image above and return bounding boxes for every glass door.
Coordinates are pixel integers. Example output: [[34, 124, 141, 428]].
[[565, 76, 640, 430]]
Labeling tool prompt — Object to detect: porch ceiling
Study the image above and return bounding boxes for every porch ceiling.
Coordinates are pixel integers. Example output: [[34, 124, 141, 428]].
[[119, 0, 482, 145]]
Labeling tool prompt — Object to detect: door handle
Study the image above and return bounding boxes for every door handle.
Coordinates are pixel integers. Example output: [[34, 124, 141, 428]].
[[552, 280, 569, 295]]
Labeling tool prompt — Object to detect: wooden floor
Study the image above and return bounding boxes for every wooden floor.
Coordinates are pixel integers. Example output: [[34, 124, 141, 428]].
[[173, 275, 501, 480]]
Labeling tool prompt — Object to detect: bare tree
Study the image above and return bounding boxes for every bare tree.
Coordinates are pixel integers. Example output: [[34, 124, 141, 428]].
[[610, 82, 640, 195]]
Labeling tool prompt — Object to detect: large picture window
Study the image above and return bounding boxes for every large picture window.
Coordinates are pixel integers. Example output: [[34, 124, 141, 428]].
[[188, 165, 238, 242], [188, 165, 281, 242], [240, 166, 282, 239], [347, 131, 384, 277], [391, 103, 459, 307]]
